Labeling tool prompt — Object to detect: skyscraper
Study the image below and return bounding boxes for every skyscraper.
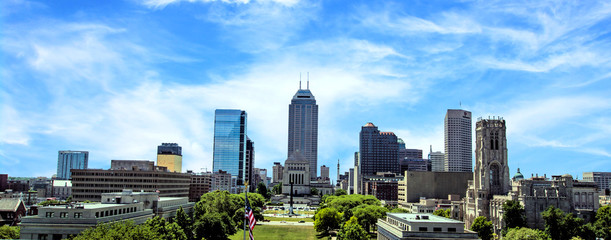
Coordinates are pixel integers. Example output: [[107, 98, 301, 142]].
[[320, 165, 329, 181], [57, 151, 88, 180], [157, 143, 182, 172], [287, 81, 318, 179], [359, 122, 399, 176], [245, 137, 255, 191], [213, 109, 247, 186], [444, 109, 472, 172]]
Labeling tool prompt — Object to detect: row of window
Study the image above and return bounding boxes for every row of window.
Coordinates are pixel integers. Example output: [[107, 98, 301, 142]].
[[44, 212, 82, 218]]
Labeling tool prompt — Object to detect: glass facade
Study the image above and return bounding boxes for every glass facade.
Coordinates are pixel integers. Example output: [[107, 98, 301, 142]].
[[212, 109, 247, 185], [57, 151, 89, 180]]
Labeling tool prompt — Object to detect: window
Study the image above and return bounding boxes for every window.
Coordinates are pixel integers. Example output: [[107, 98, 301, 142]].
[[45, 212, 55, 218], [448, 228, 457, 232], [434, 227, 442, 232], [419, 227, 427, 232], [74, 212, 82, 218], [60, 212, 68, 218]]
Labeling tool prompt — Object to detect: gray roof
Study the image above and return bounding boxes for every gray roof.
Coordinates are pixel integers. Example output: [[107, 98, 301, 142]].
[[0, 198, 23, 212]]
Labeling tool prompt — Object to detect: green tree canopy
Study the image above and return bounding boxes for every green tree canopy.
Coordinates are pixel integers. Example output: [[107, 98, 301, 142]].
[[504, 227, 549, 240], [194, 212, 235, 240], [335, 189, 347, 196], [314, 207, 342, 234], [310, 187, 319, 196], [542, 205, 589, 240], [272, 182, 282, 194], [144, 216, 187, 240], [433, 209, 451, 218], [175, 206, 193, 240], [503, 200, 527, 230], [337, 216, 369, 240], [595, 205, 611, 239], [389, 208, 410, 213], [256, 182, 270, 200], [0, 226, 20, 239], [352, 205, 388, 233], [71, 221, 162, 240], [470, 216, 493, 240]]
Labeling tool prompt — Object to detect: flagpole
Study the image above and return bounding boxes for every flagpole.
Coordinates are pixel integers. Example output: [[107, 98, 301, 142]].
[[243, 182, 248, 240]]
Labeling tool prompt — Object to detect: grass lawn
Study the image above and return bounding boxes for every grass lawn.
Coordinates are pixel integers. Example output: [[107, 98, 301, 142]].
[[264, 216, 313, 222], [229, 225, 319, 240]]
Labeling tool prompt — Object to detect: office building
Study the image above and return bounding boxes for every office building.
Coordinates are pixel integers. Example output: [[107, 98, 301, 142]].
[[245, 137, 255, 191], [189, 172, 212, 202], [272, 162, 283, 183], [157, 143, 182, 172], [19, 190, 194, 240], [583, 172, 611, 194], [211, 170, 238, 194], [429, 148, 445, 172], [363, 172, 402, 205], [377, 213, 479, 240], [0, 174, 8, 192], [398, 171, 472, 204], [213, 109, 248, 186], [320, 165, 329, 181], [444, 109, 472, 172], [359, 122, 399, 176], [57, 151, 88, 180], [110, 160, 155, 171], [70, 166, 190, 202], [287, 81, 318, 179]]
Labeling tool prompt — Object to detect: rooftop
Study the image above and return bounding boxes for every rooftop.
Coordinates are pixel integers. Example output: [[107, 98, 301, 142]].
[[389, 213, 463, 224]]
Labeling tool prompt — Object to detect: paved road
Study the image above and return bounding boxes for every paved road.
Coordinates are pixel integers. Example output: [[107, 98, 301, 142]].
[[257, 221, 314, 226]]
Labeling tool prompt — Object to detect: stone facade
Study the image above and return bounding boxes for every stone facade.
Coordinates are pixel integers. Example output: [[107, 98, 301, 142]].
[[282, 151, 311, 195], [464, 117, 510, 227]]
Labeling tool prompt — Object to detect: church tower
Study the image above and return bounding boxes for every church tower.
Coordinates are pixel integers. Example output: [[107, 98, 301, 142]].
[[465, 116, 510, 226]]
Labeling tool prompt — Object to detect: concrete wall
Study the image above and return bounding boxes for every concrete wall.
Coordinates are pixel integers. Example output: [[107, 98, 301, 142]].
[[402, 171, 472, 203]]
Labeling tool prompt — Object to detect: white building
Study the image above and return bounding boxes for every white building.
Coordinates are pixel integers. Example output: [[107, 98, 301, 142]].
[[377, 213, 478, 240], [444, 109, 472, 172]]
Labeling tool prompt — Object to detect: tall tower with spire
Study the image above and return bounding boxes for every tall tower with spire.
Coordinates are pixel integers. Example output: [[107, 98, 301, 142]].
[[288, 77, 318, 180]]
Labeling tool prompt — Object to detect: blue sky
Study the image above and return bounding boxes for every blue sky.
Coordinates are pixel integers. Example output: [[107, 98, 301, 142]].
[[2, 0, 611, 181]]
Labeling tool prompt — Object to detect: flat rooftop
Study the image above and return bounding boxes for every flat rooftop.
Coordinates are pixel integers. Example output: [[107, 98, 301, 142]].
[[45, 203, 127, 210], [389, 213, 463, 224]]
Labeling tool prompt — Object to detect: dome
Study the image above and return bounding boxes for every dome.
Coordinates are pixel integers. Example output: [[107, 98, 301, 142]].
[[513, 168, 524, 180], [364, 122, 376, 127]]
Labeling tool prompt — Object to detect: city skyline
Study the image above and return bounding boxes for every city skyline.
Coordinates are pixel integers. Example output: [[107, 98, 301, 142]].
[[2, 0, 611, 180]]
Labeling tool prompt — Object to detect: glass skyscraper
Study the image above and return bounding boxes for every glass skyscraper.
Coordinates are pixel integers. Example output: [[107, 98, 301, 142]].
[[57, 151, 88, 180], [212, 109, 247, 186], [288, 82, 318, 179]]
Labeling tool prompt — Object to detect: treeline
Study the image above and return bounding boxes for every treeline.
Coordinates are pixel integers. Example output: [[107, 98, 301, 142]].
[[469, 201, 611, 240], [69, 190, 266, 240], [313, 193, 409, 240]]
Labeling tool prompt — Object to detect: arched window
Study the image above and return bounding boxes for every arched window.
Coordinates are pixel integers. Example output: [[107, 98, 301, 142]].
[[490, 164, 500, 187]]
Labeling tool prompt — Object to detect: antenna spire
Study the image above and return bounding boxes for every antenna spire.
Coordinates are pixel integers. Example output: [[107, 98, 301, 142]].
[[299, 73, 302, 89], [307, 72, 310, 89]]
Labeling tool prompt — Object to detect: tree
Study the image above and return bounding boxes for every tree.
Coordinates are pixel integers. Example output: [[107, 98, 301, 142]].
[[595, 205, 611, 240], [433, 209, 451, 218], [503, 200, 527, 231], [314, 207, 342, 234], [542, 206, 587, 240], [175, 207, 193, 240], [311, 187, 319, 196], [0, 226, 19, 239], [145, 216, 187, 240], [256, 182, 270, 200], [389, 208, 410, 213], [338, 216, 369, 240], [72, 221, 162, 240], [194, 212, 235, 240], [335, 189, 347, 196], [352, 205, 388, 232], [504, 227, 549, 240], [470, 216, 493, 240], [272, 182, 282, 194]]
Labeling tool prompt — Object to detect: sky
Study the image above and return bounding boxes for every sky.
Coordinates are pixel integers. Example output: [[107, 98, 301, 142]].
[[1, 0, 611, 181]]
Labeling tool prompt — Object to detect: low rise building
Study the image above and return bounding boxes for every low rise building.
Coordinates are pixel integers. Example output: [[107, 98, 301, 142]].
[[189, 172, 212, 202], [71, 168, 190, 202], [50, 180, 72, 200], [377, 213, 478, 240], [0, 198, 26, 226], [211, 170, 238, 194], [398, 171, 472, 203], [19, 189, 194, 240]]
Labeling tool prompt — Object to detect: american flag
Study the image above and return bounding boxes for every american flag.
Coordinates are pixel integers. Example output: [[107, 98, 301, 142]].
[[245, 197, 256, 240]]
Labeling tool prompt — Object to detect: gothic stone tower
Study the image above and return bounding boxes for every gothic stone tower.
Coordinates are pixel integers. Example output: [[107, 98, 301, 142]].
[[465, 117, 510, 226]]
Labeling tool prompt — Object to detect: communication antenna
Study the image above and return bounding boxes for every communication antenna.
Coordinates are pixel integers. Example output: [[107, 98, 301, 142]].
[[307, 72, 310, 89], [299, 72, 302, 89]]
